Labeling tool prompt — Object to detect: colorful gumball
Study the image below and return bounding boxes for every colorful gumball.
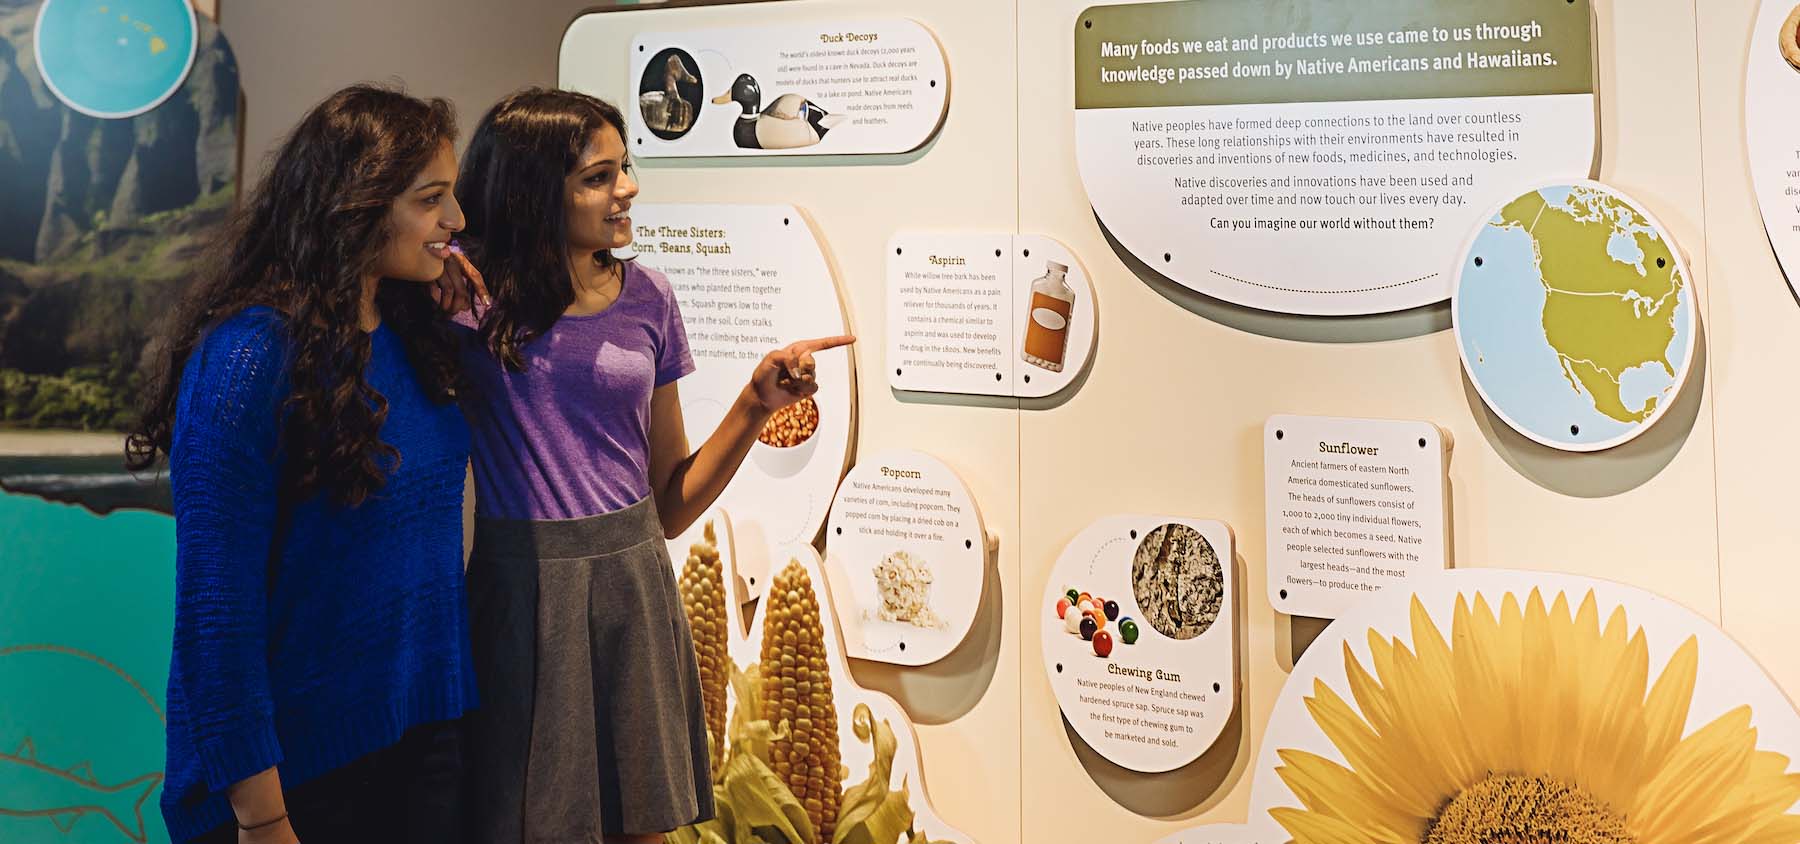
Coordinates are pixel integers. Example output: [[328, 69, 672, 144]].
[[1092, 630, 1114, 658], [1103, 599, 1120, 621], [1056, 597, 1072, 619], [1119, 618, 1140, 645], [1064, 611, 1082, 634], [1079, 616, 1097, 641], [1065, 588, 1080, 605]]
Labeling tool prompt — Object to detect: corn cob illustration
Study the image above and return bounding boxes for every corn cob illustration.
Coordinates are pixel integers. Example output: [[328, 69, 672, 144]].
[[760, 559, 842, 843], [678, 521, 729, 777]]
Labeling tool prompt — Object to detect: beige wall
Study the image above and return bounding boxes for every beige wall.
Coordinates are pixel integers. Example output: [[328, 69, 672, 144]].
[[221, 0, 1800, 839], [1700, 1, 1800, 698], [220, 0, 602, 171]]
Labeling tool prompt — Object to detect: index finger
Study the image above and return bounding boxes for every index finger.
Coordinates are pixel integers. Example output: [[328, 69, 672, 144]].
[[453, 251, 491, 302], [790, 334, 856, 354]]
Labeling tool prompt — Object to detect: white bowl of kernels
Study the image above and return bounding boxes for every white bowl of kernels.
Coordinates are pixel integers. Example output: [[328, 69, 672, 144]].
[[750, 396, 821, 478]]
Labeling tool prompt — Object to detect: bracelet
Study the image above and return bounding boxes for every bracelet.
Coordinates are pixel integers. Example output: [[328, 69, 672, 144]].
[[238, 812, 287, 831]]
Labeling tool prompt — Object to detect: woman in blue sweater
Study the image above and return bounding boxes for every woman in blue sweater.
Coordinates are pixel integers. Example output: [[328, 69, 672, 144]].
[[126, 85, 484, 844]]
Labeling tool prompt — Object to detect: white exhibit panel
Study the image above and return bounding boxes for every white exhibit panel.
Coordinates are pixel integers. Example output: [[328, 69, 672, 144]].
[[824, 449, 988, 666], [1072, 0, 1598, 315], [618, 204, 856, 559], [1451, 181, 1698, 452], [886, 233, 1014, 394], [563, 16, 950, 157], [1164, 569, 1800, 843], [1745, 0, 1800, 301], [1263, 415, 1451, 620], [1040, 516, 1237, 774], [886, 232, 1096, 398]]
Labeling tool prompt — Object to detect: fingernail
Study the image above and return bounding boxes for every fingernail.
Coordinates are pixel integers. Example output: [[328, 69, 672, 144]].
[[449, 242, 464, 255]]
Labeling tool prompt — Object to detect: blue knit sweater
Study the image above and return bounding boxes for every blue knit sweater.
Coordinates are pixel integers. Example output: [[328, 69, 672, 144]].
[[161, 308, 476, 841]]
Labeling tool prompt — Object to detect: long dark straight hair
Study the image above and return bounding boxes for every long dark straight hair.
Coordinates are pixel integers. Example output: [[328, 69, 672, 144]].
[[126, 84, 463, 506], [457, 87, 630, 371]]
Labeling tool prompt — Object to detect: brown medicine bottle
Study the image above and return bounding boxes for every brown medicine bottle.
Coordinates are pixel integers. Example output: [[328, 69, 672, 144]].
[[1022, 261, 1075, 372]]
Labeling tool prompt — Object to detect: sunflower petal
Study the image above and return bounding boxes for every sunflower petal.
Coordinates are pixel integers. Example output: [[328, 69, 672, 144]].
[[1732, 812, 1800, 844], [1303, 680, 1443, 816], [1450, 594, 1514, 773], [1275, 749, 1424, 841], [1580, 629, 1650, 810], [1520, 589, 1562, 774], [1684, 753, 1800, 844], [1343, 642, 1396, 737], [1635, 706, 1758, 836], [1270, 807, 1381, 844], [1407, 598, 1477, 785], [1641, 636, 1700, 771]]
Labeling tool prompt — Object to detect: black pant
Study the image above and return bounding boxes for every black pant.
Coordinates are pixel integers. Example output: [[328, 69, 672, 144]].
[[194, 719, 464, 844]]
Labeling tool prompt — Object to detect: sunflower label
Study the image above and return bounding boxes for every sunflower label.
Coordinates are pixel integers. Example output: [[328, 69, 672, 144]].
[[1264, 415, 1451, 619], [561, 17, 950, 157], [1041, 516, 1237, 773]]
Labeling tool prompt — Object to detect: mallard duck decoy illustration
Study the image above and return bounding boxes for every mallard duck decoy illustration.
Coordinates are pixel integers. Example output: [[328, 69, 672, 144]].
[[710, 73, 846, 150]]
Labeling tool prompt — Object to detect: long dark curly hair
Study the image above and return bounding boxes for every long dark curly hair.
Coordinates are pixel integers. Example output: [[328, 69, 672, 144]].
[[126, 84, 464, 507], [457, 87, 630, 371]]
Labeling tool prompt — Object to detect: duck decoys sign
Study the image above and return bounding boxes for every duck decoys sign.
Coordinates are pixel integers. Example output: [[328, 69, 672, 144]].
[[566, 18, 950, 158]]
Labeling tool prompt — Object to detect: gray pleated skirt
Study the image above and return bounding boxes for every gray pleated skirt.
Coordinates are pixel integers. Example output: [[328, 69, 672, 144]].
[[464, 497, 715, 842]]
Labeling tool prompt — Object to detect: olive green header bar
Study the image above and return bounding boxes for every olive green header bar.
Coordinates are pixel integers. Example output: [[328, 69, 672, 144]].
[[1075, 0, 1593, 109]]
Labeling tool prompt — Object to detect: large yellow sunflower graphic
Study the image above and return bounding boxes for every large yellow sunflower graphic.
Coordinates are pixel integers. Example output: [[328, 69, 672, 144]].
[[1271, 589, 1800, 844]]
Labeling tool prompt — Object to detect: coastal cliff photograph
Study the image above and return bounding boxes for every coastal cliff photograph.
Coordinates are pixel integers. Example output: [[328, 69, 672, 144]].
[[0, 0, 240, 515]]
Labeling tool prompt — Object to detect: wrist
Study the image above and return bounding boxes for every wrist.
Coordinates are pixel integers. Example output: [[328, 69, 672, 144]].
[[239, 811, 288, 831], [737, 384, 776, 419]]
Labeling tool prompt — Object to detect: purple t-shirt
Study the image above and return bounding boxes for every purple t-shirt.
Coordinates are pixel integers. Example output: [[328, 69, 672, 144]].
[[458, 261, 696, 520]]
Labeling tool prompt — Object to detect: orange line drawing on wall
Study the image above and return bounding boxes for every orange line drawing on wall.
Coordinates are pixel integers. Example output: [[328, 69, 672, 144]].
[[0, 738, 163, 843]]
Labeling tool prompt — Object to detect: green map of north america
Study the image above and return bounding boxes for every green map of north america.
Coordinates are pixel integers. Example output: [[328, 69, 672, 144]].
[[1494, 188, 1685, 424]]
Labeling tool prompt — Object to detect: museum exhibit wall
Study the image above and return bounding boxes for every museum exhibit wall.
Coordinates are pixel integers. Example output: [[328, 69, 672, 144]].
[[561, 0, 1796, 840], [5, 0, 1800, 842]]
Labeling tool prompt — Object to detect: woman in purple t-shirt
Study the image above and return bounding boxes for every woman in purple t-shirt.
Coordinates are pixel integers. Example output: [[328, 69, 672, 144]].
[[450, 88, 852, 844]]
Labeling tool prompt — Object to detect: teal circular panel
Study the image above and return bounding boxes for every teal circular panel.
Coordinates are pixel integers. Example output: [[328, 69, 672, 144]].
[[33, 0, 198, 119], [1452, 182, 1697, 453]]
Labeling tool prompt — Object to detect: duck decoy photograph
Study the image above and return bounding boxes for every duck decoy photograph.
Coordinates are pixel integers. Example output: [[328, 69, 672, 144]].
[[638, 48, 704, 139]]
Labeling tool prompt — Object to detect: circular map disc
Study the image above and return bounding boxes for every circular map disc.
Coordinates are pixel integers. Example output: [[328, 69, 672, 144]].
[[1452, 181, 1697, 453], [34, 0, 198, 119]]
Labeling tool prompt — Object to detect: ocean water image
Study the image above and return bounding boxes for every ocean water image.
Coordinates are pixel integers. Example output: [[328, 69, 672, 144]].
[[0, 490, 174, 844]]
